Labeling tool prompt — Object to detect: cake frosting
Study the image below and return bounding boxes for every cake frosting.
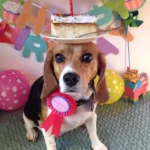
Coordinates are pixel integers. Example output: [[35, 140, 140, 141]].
[[51, 14, 97, 23], [3, 1, 22, 14]]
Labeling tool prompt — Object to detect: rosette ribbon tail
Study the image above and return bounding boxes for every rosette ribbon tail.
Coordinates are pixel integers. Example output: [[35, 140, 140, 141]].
[[40, 112, 63, 138], [51, 113, 63, 138]]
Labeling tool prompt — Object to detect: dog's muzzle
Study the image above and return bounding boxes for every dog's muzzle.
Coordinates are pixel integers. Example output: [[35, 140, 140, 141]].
[[63, 72, 80, 87]]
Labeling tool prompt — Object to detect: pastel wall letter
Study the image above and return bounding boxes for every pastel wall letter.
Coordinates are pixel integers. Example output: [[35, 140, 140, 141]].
[[97, 37, 119, 55], [0, 23, 21, 44], [88, 6, 113, 27], [23, 35, 47, 62], [14, 26, 30, 51], [16, 1, 47, 35]]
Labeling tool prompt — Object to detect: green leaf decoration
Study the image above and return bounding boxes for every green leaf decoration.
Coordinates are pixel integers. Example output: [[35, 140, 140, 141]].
[[102, 0, 129, 20]]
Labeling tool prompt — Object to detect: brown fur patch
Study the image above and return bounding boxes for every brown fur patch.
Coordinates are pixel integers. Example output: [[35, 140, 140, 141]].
[[95, 51, 110, 103], [52, 43, 99, 90]]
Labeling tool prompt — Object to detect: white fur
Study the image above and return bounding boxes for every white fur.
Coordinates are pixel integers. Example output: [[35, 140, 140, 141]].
[[42, 129, 56, 150], [85, 112, 108, 150], [59, 65, 74, 93], [23, 113, 38, 142], [59, 65, 93, 100], [23, 103, 107, 150]]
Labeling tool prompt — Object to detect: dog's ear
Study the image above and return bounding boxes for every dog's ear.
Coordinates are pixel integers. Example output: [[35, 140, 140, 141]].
[[41, 42, 58, 100], [95, 51, 109, 103]]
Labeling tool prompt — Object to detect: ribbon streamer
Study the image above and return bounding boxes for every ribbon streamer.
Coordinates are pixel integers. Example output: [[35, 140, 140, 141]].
[[40, 111, 63, 137]]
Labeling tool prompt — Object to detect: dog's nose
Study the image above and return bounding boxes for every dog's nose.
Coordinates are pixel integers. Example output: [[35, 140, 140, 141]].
[[63, 73, 80, 87]]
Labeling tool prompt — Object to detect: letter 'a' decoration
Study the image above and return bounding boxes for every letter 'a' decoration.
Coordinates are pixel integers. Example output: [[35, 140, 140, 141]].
[[16, 0, 47, 35], [23, 35, 47, 62]]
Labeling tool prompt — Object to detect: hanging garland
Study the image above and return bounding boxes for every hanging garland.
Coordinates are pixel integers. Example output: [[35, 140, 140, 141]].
[[0, 0, 147, 62]]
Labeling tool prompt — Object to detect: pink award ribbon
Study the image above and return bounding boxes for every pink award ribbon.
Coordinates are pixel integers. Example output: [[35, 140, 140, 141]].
[[41, 91, 76, 138]]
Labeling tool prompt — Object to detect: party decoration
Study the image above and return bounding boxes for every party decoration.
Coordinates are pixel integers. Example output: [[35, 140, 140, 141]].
[[122, 0, 146, 35], [22, 35, 47, 62], [123, 11, 143, 35], [2, 1, 22, 25], [123, 67, 149, 104], [88, 5, 113, 26], [96, 37, 119, 55], [109, 27, 134, 42], [0, 0, 147, 62], [0, 32, 11, 43], [94, 69, 124, 104], [105, 69, 124, 104], [0, 21, 6, 34], [16, 0, 47, 35], [41, 91, 76, 137], [14, 26, 30, 50], [108, 21, 134, 42], [124, 0, 147, 12], [69, 0, 73, 16], [102, 0, 129, 20], [0, 70, 30, 111], [125, 11, 143, 27], [0, 22, 21, 44]]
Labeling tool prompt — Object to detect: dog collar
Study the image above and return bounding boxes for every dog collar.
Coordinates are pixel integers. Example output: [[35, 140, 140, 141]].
[[76, 93, 95, 111]]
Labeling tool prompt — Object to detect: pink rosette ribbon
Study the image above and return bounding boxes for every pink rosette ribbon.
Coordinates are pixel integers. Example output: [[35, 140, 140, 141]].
[[41, 91, 76, 137]]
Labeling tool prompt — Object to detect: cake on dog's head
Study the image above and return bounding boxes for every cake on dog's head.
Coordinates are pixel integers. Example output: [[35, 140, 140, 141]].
[[51, 13, 98, 38]]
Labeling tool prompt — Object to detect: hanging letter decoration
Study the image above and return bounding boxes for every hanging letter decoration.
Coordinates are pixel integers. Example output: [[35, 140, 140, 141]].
[[14, 26, 30, 51], [22, 35, 47, 62], [88, 5, 113, 27], [16, 0, 47, 35], [97, 37, 119, 55], [0, 22, 21, 44]]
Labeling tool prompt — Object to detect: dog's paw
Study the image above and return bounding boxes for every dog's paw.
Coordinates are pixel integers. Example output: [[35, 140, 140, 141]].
[[26, 130, 38, 142], [92, 143, 108, 150]]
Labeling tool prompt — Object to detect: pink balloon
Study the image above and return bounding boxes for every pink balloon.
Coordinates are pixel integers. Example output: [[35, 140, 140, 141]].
[[0, 70, 30, 111]]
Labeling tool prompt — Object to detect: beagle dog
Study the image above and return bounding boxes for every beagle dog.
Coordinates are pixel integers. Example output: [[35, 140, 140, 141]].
[[23, 42, 109, 150]]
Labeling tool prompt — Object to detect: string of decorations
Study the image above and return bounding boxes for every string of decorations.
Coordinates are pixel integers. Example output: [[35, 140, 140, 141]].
[[0, 0, 147, 63]]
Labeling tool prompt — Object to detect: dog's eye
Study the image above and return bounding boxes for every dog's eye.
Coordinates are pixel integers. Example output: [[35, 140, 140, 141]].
[[82, 53, 92, 63], [55, 53, 65, 63]]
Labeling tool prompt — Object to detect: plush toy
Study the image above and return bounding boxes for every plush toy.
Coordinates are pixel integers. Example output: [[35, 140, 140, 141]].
[[0, 70, 30, 111]]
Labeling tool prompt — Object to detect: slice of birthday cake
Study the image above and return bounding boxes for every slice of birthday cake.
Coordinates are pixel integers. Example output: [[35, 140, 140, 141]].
[[51, 14, 98, 38]]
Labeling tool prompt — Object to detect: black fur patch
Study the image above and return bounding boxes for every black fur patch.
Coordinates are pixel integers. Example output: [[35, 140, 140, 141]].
[[24, 76, 43, 126]]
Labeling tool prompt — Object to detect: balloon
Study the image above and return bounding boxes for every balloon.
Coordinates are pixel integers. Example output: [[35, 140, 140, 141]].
[[94, 69, 124, 104], [0, 70, 30, 111], [124, 0, 147, 12]]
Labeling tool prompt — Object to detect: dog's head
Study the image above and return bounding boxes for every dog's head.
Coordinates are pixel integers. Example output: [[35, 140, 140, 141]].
[[41, 42, 109, 103]]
